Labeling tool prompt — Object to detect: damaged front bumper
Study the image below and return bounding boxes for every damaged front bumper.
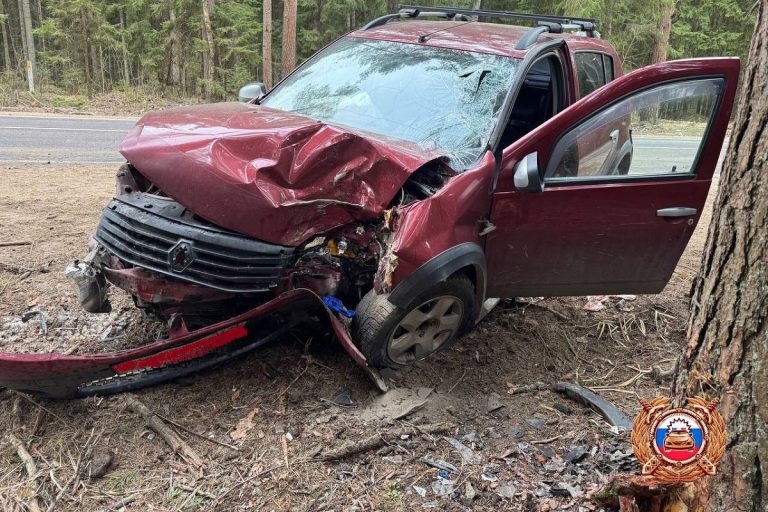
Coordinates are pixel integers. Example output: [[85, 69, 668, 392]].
[[0, 289, 386, 398]]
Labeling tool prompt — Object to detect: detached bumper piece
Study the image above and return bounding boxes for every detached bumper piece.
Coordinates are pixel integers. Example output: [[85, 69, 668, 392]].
[[95, 194, 295, 293], [0, 290, 384, 399]]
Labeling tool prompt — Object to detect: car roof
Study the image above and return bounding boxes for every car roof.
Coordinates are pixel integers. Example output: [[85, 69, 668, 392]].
[[348, 20, 616, 59]]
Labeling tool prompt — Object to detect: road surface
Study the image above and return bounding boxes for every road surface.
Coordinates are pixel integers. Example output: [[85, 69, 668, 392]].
[[0, 114, 136, 165], [0, 114, 726, 173]]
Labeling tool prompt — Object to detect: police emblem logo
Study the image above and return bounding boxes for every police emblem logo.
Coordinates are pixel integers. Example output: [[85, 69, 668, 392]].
[[631, 396, 726, 483]]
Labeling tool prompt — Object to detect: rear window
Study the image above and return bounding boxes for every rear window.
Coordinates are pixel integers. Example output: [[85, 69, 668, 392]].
[[575, 52, 613, 97]]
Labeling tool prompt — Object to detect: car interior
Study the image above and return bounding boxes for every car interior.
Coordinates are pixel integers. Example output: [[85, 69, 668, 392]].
[[499, 55, 563, 149]]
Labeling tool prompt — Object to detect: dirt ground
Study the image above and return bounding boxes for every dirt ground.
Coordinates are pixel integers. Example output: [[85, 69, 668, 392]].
[[0, 162, 715, 511]]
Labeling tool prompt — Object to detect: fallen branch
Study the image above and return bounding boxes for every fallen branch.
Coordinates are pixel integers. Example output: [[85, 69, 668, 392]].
[[124, 394, 203, 469], [516, 299, 569, 320], [531, 434, 565, 445], [7, 433, 43, 512], [319, 423, 455, 461], [155, 413, 239, 452], [0, 241, 32, 248], [45, 430, 98, 512]]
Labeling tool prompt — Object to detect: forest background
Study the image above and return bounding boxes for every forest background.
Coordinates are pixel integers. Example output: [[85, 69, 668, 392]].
[[0, 0, 757, 110]]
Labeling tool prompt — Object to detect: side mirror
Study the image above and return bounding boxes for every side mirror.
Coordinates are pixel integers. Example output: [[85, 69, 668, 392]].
[[238, 82, 267, 103], [513, 152, 544, 193]]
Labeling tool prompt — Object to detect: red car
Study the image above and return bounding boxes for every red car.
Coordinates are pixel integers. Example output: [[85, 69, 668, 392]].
[[0, 6, 739, 397]]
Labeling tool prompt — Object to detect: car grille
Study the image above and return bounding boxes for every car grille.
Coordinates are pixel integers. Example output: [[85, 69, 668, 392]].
[[95, 197, 294, 293]]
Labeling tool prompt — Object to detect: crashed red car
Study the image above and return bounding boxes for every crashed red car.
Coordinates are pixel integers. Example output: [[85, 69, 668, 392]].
[[0, 6, 739, 398]]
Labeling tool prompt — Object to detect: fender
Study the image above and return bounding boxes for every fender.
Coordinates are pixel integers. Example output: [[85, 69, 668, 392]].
[[386, 242, 487, 318]]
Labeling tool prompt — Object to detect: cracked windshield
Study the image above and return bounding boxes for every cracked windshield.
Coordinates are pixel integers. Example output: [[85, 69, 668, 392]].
[[262, 37, 519, 170]]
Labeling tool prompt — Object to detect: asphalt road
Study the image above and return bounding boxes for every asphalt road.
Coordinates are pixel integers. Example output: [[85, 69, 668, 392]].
[[0, 115, 136, 165], [0, 114, 725, 173]]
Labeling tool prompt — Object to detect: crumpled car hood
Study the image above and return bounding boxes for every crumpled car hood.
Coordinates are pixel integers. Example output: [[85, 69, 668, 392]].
[[119, 102, 445, 246]]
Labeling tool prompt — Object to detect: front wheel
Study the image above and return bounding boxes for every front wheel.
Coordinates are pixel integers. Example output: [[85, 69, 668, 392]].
[[352, 275, 475, 368]]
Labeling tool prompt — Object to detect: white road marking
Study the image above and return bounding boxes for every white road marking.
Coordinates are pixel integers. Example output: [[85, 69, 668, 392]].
[[0, 159, 123, 164], [0, 126, 127, 133]]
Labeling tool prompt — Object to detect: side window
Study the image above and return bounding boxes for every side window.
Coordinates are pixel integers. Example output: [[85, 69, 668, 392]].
[[545, 78, 723, 181], [603, 54, 614, 82], [575, 52, 606, 97]]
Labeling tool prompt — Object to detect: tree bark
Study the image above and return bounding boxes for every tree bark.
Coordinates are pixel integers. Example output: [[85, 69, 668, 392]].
[[200, 0, 215, 99], [119, 8, 129, 86], [262, 0, 272, 88], [20, 0, 33, 91], [650, 2, 674, 64], [0, 0, 11, 71], [167, 7, 180, 86], [281, 0, 297, 77], [80, 6, 92, 97], [672, 3, 768, 511]]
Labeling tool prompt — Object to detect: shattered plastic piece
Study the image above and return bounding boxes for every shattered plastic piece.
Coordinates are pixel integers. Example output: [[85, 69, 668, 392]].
[[421, 457, 458, 474], [444, 437, 481, 465], [323, 296, 356, 318], [65, 258, 111, 313], [412, 485, 427, 497], [486, 392, 505, 413], [497, 481, 517, 499], [464, 482, 476, 500], [21, 310, 47, 335], [431, 477, 455, 497], [583, 296, 609, 312], [332, 389, 354, 407], [554, 382, 633, 430]]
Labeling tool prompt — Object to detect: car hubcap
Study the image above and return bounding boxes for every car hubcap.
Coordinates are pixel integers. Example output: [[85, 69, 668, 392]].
[[387, 295, 464, 364]]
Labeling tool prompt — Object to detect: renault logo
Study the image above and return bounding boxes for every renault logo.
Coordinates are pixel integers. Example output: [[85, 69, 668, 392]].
[[169, 241, 195, 272]]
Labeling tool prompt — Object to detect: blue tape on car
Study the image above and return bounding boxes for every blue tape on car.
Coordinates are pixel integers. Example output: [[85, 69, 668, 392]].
[[322, 295, 356, 318]]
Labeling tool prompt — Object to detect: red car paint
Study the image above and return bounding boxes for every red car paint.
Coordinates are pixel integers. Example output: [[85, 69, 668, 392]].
[[119, 102, 446, 247], [0, 289, 366, 398]]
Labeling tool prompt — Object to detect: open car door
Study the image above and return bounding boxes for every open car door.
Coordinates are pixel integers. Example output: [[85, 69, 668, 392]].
[[484, 58, 740, 298]]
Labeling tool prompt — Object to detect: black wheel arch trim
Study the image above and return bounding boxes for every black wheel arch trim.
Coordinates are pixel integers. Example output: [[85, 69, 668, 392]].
[[386, 242, 487, 317]]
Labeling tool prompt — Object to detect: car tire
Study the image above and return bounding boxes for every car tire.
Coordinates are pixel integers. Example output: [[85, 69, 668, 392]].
[[353, 274, 475, 369]]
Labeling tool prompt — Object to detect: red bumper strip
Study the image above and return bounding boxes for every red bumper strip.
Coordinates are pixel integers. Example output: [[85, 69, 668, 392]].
[[113, 323, 248, 373]]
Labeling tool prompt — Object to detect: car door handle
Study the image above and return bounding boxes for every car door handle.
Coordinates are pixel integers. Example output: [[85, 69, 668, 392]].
[[609, 129, 619, 144], [657, 207, 698, 217]]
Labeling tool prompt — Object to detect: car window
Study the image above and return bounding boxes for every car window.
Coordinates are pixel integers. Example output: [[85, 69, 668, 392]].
[[603, 54, 614, 82], [575, 52, 607, 97], [545, 78, 723, 182], [262, 38, 520, 171]]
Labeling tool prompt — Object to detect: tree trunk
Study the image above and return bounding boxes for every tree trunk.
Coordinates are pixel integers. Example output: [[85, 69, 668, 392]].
[[80, 6, 92, 97], [167, 7, 180, 86], [16, 0, 27, 68], [262, 0, 272, 88], [672, 3, 768, 511], [281, 0, 296, 77], [119, 8, 129, 86], [20, 0, 34, 91], [650, 2, 674, 64], [0, 0, 11, 71], [472, 0, 482, 10], [200, 0, 215, 99]]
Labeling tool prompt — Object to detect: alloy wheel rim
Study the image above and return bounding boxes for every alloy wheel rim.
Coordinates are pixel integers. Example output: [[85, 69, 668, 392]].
[[387, 295, 464, 364]]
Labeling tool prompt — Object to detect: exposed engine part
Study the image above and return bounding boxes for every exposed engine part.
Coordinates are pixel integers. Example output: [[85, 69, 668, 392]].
[[289, 224, 381, 304], [65, 242, 112, 313], [394, 160, 451, 206]]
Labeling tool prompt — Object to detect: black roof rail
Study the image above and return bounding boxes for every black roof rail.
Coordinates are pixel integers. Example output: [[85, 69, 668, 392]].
[[362, 7, 473, 30], [363, 5, 600, 45]]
